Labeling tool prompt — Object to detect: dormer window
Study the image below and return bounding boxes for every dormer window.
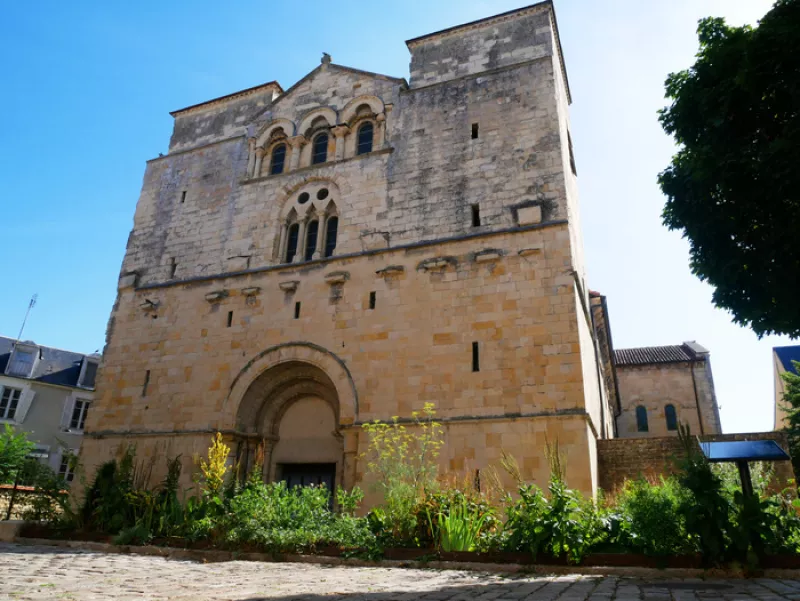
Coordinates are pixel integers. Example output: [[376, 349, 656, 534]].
[[7, 346, 36, 377], [80, 359, 99, 389]]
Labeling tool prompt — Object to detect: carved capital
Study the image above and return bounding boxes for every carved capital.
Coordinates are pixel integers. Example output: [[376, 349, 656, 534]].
[[375, 113, 386, 123], [288, 135, 307, 148], [331, 125, 350, 139], [254, 146, 266, 157]]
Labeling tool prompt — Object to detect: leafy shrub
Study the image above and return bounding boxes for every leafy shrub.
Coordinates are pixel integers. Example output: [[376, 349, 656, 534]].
[[222, 481, 374, 553], [503, 480, 606, 564], [614, 478, 693, 556]]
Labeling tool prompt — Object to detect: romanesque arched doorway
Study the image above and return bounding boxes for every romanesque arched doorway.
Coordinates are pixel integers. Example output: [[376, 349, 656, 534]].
[[234, 359, 343, 489]]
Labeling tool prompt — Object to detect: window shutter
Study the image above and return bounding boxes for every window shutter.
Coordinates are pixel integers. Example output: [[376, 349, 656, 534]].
[[14, 389, 35, 423], [60, 396, 76, 431]]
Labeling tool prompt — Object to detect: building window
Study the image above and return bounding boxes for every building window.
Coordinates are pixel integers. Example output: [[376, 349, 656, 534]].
[[285, 223, 300, 263], [568, 131, 577, 176], [270, 143, 287, 175], [81, 361, 98, 389], [305, 220, 319, 261], [636, 405, 649, 432], [665, 404, 678, 431], [70, 399, 90, 431], [357, 122, 374, 155], [58, 453, 76, 483], [0, 387, 21, 420], [324, 216, 338, 258], [312, 133, 329, 164], [471, 204, 481, 227], [471, 123, 479, 139], [7, 349, 34, 377], [472, 342, 480, 372]]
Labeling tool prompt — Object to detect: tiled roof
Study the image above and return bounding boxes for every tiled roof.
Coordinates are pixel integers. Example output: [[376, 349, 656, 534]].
[[614, 343, 705, 367], [774, 345, 800, 373], [0, 336, 98, 389]]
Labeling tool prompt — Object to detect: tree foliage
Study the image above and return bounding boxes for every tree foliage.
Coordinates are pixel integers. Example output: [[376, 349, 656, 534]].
[[780, 360, 800, 475], [658, 0, 800, 337], [0, 424, 34, 485]]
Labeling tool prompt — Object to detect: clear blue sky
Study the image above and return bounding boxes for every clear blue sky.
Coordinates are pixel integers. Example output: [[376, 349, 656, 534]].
[[0, 0, 785, 432]]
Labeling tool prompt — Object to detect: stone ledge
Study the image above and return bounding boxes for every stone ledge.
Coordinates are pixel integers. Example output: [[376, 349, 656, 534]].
[[418, 257, 457, 271], [376, 265, 405, 277], [324, 271, 350, 285], [204, 290, 228, 302], [241, 286, 261, 296], [473, 249, 503, 263]]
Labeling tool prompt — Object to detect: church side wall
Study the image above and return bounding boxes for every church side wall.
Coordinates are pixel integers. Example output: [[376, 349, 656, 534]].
[[616, 362, 711, 438]]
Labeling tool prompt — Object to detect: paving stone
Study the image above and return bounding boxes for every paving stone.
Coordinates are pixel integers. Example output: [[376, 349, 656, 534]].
[[2, 544, 800, 601]]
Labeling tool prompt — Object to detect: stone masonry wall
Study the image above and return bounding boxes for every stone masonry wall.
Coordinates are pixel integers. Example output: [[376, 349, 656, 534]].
[[84, 3, 612, 500], [598, 432, 795, 495], [616, 361, 720, 438]]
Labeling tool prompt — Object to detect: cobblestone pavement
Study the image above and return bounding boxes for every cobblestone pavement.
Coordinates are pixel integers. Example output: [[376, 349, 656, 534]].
[[3, 544, 800, 601]]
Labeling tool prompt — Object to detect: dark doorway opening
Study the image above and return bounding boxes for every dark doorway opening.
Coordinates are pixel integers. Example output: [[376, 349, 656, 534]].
[[279, 463, 336, 491]]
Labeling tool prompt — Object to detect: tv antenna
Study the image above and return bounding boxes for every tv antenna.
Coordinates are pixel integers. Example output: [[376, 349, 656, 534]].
[[15, 293, 38, 343]]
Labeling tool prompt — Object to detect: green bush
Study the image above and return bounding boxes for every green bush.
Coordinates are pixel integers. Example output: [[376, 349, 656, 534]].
[[503, 480, 606, 564], [222, 481, 374, 553], [614, 478, 693, 556]]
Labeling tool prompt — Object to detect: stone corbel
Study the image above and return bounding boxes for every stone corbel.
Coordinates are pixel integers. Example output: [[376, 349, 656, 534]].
[[376, 265, 405, 277], [279, 280, 299, 293], [418, 257, 456, 272], [325, 271, 350, 285], [474, 249, 504, 263], [139, 298, 159, 312], [204, 290, 229, 303], [241, 286, 261, 296], [519, 244, 544, 257]]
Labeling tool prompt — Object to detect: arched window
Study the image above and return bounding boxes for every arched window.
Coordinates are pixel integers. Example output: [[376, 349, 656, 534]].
[[324, 216, 338, 258], [269, 144, 286, 175], [305, 220, 319, 261], [357, 122, 374, 155], [636, 406, 649, 433], [312, 133, 329, 164], [665, 404, 678, 431], [285, 223, 299, 263]]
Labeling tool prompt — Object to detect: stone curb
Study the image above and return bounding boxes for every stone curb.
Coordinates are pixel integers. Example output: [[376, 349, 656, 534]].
[[11, 537, 800, 580]]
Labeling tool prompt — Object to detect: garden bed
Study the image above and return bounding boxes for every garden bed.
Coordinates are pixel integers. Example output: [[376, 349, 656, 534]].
[[14, 523, 770, 570]]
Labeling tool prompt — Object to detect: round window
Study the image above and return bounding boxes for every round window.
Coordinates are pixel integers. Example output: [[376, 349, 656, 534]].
[[317, 188, 329, 200], [298, 192, 310, 204]]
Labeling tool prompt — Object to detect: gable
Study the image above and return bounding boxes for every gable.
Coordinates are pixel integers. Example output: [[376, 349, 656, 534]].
[[249, 62, 406, 134]]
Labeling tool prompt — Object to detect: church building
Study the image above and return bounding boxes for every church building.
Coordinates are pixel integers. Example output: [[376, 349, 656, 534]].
[[80, 1, 722, 499]]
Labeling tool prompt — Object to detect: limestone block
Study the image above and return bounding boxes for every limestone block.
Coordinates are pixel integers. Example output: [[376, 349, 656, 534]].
[[517, 205, 542, 226]]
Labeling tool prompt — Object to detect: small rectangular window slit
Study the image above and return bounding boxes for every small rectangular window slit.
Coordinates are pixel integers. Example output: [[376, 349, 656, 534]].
[[227, 311, 233, 328], [472, 342, 480, 372], [170, 257, 177, 279], [471, 204, 481, 227], [180, 191, 187, 203], [369, 291, 376, 310], [142, 370, 150, 397], [471, 123, 479, 139], [294, 302, 301, 319]]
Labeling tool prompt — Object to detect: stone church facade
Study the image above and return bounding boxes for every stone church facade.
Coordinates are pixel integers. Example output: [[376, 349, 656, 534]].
[[81, 1, 722, 499]]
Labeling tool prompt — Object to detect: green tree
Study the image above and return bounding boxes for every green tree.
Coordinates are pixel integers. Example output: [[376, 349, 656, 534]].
[[0, 424, 34, 485], [658, 0, 800, 337], [780, 360, 800, 475]]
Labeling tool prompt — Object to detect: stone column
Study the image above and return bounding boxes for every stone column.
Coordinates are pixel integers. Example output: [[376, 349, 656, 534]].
[[253, 147, 265, 178], [288, 135, 306, 170], [247, 137, 257, 177], [375, 113, 386, 148], [342, 428, 360, 491], [262, 435, 278, 483], [293, 219, 307, 263], [313, 215, 326, 260], [332, 125, 350, 161], [277, 222, 288, 263]]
